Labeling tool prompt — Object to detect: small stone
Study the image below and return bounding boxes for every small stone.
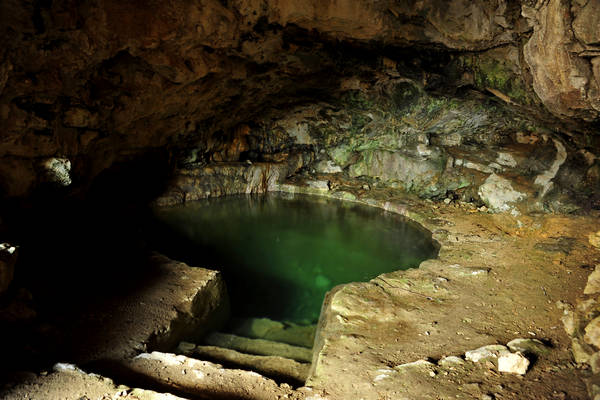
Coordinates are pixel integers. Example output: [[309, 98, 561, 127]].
[[497, 352, 529, 374], [465, 345, 509, 363], [438, 356, 465, 366], [444, 198, 452, 204], [507, 338, 550, 356], [561, 310, 576, 337], [177, 342, 196, 355], [394, 359, 435, 371]]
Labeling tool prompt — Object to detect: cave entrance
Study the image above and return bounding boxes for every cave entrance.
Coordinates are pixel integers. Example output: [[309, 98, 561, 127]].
[[148, 193, 438, 384]]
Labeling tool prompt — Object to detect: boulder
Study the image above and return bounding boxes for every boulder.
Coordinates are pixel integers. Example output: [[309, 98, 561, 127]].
[[477, 174, 525, 212]]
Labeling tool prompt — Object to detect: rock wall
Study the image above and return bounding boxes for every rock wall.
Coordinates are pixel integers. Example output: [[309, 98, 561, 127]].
[[0, 0, 598, 202], [165, 76, 599, 213]]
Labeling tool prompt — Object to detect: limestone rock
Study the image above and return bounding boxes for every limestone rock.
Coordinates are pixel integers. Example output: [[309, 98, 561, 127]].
[[585, 265, 600, 295], [590, 352, 600, 374], [394, 359, 436, 371], [572, 337, 595, 364], [523, 0, 600, 120], [228, 317, 316, 348], [203, 332, 313, 363], [306, 180, 330, 191], [506, 338, 550, 356], [438, 356, 465, 366], [497, 351, 529, 375], [0, 243, 17, 293], [585, 317, 600, 349], [180, 343, 310, 383], [314, 160, 343, 174], [128, 351, 296, 400], [41, 158, 72, 186], [465, 344, 509, 363], [348, 149, 444, 197], [477, 174, 525, 212]]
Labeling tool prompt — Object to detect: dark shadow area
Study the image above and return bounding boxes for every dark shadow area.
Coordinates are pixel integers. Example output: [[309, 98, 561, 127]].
[[0, 150, 175, 373]]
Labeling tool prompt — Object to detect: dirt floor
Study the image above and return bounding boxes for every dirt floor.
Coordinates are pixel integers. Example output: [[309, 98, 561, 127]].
[[2, 178, 599, 400]]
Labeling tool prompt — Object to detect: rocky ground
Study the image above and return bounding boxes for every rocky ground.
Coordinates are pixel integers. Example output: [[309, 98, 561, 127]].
[[2, 176, 599, 399]]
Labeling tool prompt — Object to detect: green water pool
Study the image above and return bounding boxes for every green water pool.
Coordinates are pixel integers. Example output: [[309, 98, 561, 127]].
[[151, 193, 438, 324]]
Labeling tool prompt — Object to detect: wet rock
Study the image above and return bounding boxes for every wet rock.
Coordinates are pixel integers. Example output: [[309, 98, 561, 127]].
[[507, 338, 550, 356], [497, 352, 529, 375], [154, 159, 303, 206], [0, 243, 17, 293], [477, 174, 525, 212]]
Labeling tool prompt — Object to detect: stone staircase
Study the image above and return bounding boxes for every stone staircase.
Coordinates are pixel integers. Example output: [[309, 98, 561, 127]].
[[176, 318, 316, 385], [1, 256, 322, 400]]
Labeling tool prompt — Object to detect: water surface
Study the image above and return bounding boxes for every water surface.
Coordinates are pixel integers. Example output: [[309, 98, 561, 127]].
[[151, 193, 437, 324]]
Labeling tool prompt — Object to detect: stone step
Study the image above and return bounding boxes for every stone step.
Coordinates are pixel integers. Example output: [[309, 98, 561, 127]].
[[124, 351, 302, 400], [228, 317, 316, 348], [203, 332, 313, 363], [177, 341, 310, 383]]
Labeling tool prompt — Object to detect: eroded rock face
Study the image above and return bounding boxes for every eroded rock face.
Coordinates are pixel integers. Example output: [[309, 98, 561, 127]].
[[160, 76, 598, 212], [0, 0, 598, 201], [523, 0, 600, 120]]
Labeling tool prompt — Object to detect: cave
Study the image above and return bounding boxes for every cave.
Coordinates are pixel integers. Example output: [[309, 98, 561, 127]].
[[1, 1, 600, 399]]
